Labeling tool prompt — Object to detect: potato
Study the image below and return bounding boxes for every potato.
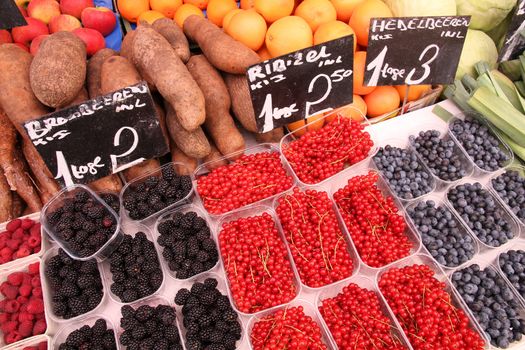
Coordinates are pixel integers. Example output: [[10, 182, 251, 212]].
[[100, 55, 142, 93], [255, 127, 284, 143], [170, 143, 198, 175], [133, 26, 205, 131], [152, 18, 190, 63], [223, 73, 257, 133], [120, 30, 157, 92], [87, 48, 117, 98], [187, 55, 245, 160], [183, 15, 260, 74], [30, 32, 87, 108]]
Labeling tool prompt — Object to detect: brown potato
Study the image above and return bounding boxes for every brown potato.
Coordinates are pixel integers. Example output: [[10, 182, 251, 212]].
[[223, 73, 258, 133], [152, 18, 190, 63]]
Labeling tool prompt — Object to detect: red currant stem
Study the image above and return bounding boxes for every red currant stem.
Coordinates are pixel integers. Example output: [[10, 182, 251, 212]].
[[284, 197, 295, 222], [353, 334, 360, 350], [233, 259, 238, 277], [448, 314, 456, 332], [326, 302, 339, 320], [329, 155, 349, 165], [348, 310, 380, 350], [251, 183, 277, 190], [333, 236, 344, 261], [366, 189, 394, 215], [255, 245, 272, 278], [422, 285, 426, 308], [249, 264, 255, 284], [283, 325, 322, 347], [408, 332, 427, 343], [365, 218, 383, 243], [202, 196, 222, 201], [291, 242, 309, 263], [316, 210, 332, 272]]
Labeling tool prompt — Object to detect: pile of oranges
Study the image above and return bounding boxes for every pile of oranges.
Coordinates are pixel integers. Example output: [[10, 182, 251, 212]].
[[116, 0, 433, 128]]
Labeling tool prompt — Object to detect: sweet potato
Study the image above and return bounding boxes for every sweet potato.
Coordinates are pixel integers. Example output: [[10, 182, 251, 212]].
[[170, 143, 198, 175], [133, 26, 205, 131], [59, 87, 89, 109], [0, 172, 12, 222], [0, 44, 59, 201], [87, 48, 117, 98], [152, 93, 170, 147], [183, 15, 260, 74], [187, 55, 245, 159], [255, 127, 284, 144], [223, 73, 257, 133], [152, 18, 190, 63], [11, 192, 24, 219], [120, 30, 157, 92], [165, 103, 211, 159], [203, 142, 227, 171], [30, 32, 87, 108], [88, 175, 123, 193]]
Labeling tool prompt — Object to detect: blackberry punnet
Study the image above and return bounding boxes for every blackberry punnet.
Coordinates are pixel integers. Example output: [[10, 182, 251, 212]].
[[452, 264, 525, 348], [108, 232, 163, 303], [410, 129, 468, 181], [450, 118, 509, 171], [373, 145, 434, 200], [448, 182, 514, 247], [157, 211, 218, 279], [122, 165, 192, 220], [46, 189, 118, 258], [175, 278, 241, 349], [407, 200, 475, 267], [45, 248, 103, 319], [492, 170, 525, 224], [499, 250, 525, 300], [58, 319, 117, 350], [119, 304, 182, 350]]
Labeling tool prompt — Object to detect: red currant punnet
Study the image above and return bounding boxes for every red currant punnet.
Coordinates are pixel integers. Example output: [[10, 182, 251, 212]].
[[283, 116, 374, 185], [219, 212, 298, 314], [197, 152, 294, 215], [276, 188, 354, 288], [333, 171, 413, 268]]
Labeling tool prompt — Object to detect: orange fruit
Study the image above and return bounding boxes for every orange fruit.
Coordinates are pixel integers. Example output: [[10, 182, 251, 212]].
[[395, 84, 432, 102], [287, 114, 325, 136], [174, 3, 203, 27], [314, 20, 356, 49], [117, 0, 150, 23], [254, 0, 294, 23], [207, 0, 237, 27], [266, 16, 313, 58], [183, 0, 208, 10], [349, 0, 392, 47], [295, 0, 337, 32], [222, 8, 242, 30], [150, 0, 182, 18], [364, 86, 400, 118], [226, 10, 267, 51], [240, 0, 255, 9], [137, 10, 165, 24], [326, 95, 366, 121], [330, 0, 364, 22], [257, 45, 272, 60], [354, 51, 376, 95]]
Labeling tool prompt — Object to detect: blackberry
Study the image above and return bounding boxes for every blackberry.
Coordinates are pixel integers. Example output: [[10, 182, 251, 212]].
[[175, 289, 191, 305], [216, 295, 231, 311], [87, 205, 104, 219], [191, 282, 206, 296], [180, 176, 192, 192], [180, 213, 195, 229], [162, 166, 176, 181], [58, 319, 116, 349], [100, 193, 120, 213], [196, 228, 211, 241], [165, 186, 178, 198], [75, 191, 89, 203], [204, 278, 218, 290], [158, 220, 176, 235]]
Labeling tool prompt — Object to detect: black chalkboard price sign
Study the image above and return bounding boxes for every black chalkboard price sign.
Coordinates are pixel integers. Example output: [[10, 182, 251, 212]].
[[0, 0, 26, 30], [247, 35, 354, 133], [499, 0, 525, 62], [364, 16, 470, 87], [23, 82, 169, 187]]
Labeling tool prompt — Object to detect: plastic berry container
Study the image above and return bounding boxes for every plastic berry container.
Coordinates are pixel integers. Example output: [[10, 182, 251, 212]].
[[41, 184, 122, 261], [487, 165, 525, 227], [152, 204, 219, 282], [194, 143, 296, 219], [40, 246, 106, 324], [445, 177, 521, 251], [375, 253, 490, 349], [447, 111, 514, 177], [272, 186, 361, 292], [120, 162, 194, 224], [315, 275, 412, 350], [52, 314, 119, 350], [246, 299, 335, 350], [214, 205, 302, 317], [404, 192, 480, 271], [280, 111, 378, 188], [173, 271, 246, 349], [496, 239, 525, 310], [2, 334, 50, 350], [408, 128, 475, 190], [0, 256, 48, 348], [100, 223, 165, 305], [329, 160, 422, 270], [0, 213, 48, 270]]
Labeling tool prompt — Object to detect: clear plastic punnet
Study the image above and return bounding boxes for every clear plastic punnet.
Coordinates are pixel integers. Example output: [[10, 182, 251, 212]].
[[496, 240, 525, 309], [488, 165, 525, 227], [2, 335, 50, 350], [52, 314, 119, 350]]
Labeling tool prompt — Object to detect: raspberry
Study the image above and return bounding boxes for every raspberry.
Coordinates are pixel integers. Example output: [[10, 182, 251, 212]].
[[5, 330, 23, 344], [21, 219, 34, 230], [28, 262, 40, 275], [1, 320, 18, 334], [17, 296, 29, 305], [6, 219, 22, 232], [6, 239, 21, 250], [27, 236, 41, 248], [18, 320, 33, 337], [0, 313, 8, 323], [15, 246, 31, 259], [30, 276, 40, 288], [32, 287, 42, 298], [18, 284, 32, 297], [1, 284, 19, 300], [7, 272, 25, 286], [4, 300, 20, 313], [18, 312, 34, 322], [0, 234, 7, 249], [1, 247, 12, 259], [12, 228, 25, 240], [27, 298, 44, 314], [32, 319, 47, 335], [30, 224, 41, 237]]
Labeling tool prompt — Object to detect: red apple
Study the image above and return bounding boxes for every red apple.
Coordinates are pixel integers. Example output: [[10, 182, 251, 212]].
[[18, 5, 28, 17], [81, 7, 116, 36], [30, 34, 48, 55], [60, 0, 94, 19], [49, 14, 82, 33], [14, 43, 30, 52], [0, 30, 13, 44], [73, 27, 105, 56], [27, 0, 60, 24], [11, 17, 49, 45]]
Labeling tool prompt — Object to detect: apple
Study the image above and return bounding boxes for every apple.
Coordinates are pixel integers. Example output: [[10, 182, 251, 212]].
[[49, 14, 82, 33], [11, 17, 49, 45], [27, 0, 60, 24], [30, 34, 48, 55], [81, 7, 116, 36], [60, 0, 94, 19], [73, 27, 105, 55], [0, 30, 13, 44]]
